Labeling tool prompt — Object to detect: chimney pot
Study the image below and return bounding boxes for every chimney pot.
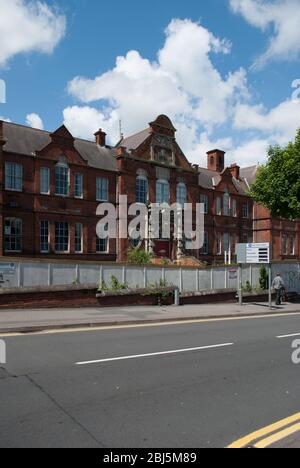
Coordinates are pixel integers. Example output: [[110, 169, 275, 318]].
[[94, 129, 107, 147], [230, 163, 240, 179]]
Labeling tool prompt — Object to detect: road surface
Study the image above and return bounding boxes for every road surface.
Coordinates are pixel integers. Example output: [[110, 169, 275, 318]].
[[1, 312, 300, 448]]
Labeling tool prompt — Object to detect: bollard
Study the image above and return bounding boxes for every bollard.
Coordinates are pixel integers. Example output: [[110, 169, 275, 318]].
[[174, 288, 180, 306]]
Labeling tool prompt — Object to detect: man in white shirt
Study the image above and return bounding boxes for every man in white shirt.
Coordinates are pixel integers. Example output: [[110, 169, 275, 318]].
[[272, 273, 285, 306]]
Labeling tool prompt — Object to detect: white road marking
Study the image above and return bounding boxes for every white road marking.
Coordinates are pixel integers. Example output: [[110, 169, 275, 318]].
[[75, 342, 234, 366], [277, 332, 300, 339]]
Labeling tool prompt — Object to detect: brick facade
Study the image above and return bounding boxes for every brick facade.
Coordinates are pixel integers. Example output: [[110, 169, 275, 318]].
[[0, 122, 117, 261], [0, 115, 298, 264], [253, 204, 299, 261]]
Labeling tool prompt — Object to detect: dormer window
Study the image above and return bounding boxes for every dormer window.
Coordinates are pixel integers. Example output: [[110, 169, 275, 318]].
[[55, 160, 69, 196]]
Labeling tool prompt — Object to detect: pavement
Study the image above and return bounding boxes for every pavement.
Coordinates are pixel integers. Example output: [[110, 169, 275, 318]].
[[1, 301, 300, 334], [1, 311, 300, 447]]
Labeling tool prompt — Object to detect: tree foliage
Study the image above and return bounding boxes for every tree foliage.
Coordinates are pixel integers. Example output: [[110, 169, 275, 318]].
[[250, 130, 300, 220]]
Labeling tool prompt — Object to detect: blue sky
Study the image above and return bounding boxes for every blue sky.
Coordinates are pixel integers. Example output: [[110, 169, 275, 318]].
[[0, 0, 300, 167]]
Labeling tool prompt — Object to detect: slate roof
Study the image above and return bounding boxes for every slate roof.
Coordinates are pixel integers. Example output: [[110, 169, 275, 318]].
[[1, 120, 259, 189], [232, 176, 251, 195], [1, 121, 118, 172], [198, 166, 256, 194], [198, 168, 221, 189], [240, 165, 259, 187], [118, 128, 151, 151]]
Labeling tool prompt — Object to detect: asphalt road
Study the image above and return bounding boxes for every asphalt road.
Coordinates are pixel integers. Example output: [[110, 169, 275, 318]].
[[1, 313, 300, 448]]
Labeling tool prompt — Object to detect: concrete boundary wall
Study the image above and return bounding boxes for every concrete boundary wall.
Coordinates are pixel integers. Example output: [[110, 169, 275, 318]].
[[0, 259, 299, 293]]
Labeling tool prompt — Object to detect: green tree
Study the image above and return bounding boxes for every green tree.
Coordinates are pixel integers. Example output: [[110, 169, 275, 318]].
[[250, 129, 300, 220]]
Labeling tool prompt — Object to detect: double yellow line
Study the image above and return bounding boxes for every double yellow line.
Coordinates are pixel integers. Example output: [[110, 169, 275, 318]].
[[228, 412, 300, 448]]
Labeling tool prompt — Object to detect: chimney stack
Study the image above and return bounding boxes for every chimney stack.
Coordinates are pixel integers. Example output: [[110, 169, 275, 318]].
[[0, 120, 6, 148], [207, 149, 225, 172], [94, 129, 107, 147], [117, 146, 126, 156], [230, 163, 240, 179]]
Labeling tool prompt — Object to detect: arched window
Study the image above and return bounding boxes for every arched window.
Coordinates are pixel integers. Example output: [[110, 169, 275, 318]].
[[55, 160, 69, 196], [156, 179, 170, 205], [176, 183, 187, 207], [136, 175, 148, 204]]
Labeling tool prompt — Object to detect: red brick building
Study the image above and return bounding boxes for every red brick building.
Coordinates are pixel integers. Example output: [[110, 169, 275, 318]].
[[0, 121, 117, 261], [0, 115, 298, 263]]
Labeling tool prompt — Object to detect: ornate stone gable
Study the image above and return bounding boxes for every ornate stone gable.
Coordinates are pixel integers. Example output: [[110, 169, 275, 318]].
[[126, 115, 195, 172]]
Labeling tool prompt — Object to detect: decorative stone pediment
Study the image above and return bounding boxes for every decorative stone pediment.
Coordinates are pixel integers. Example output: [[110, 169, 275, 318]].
[[36, 125, 87, 166]]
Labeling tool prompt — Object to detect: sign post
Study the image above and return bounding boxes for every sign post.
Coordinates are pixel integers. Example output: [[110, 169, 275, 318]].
[[268, 263, 273, 310], [238, 263, 243, 306], [236, 243, 272, 309]]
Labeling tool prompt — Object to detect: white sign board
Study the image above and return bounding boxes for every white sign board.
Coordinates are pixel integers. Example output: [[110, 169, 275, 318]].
[[236, 243, 270, 264], [246, 243, 270, 264], [0, 262, 16, 275]]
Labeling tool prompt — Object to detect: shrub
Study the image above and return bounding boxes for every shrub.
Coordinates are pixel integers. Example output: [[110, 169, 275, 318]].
[[147, 279, 172, 306], [243, 281, 253, 293], [127, 248, 154, 265], [98, 276, 127, 292], [259, 266, 268, 291], [98, 280, 108, 292], [110, 275, 127, 291]]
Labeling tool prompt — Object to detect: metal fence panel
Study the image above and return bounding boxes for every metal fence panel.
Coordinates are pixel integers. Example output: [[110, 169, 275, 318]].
[[1, 260, 299, 293]]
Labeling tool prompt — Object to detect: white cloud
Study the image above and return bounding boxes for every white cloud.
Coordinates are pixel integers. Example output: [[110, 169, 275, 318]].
[[229, 137, 271, 167], [63, 106, 118, 140], [234, 99, 300, 140], [187, 131, 233, 168], [26, 112, 44, 129], [65, 19, 249, 157], [229, 0, 300, 67], [0, 116, 11, 122], [63, 17, 300, 169], [0, 0, 66, 66]]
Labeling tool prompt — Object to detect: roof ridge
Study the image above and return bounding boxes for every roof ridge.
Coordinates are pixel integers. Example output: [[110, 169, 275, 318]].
[[198, 167, 219, 173], [121, 127, 150, 142], [241, 164, 259, 170], [2, 120, 50, 134], [2, 120, 104, 146]]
